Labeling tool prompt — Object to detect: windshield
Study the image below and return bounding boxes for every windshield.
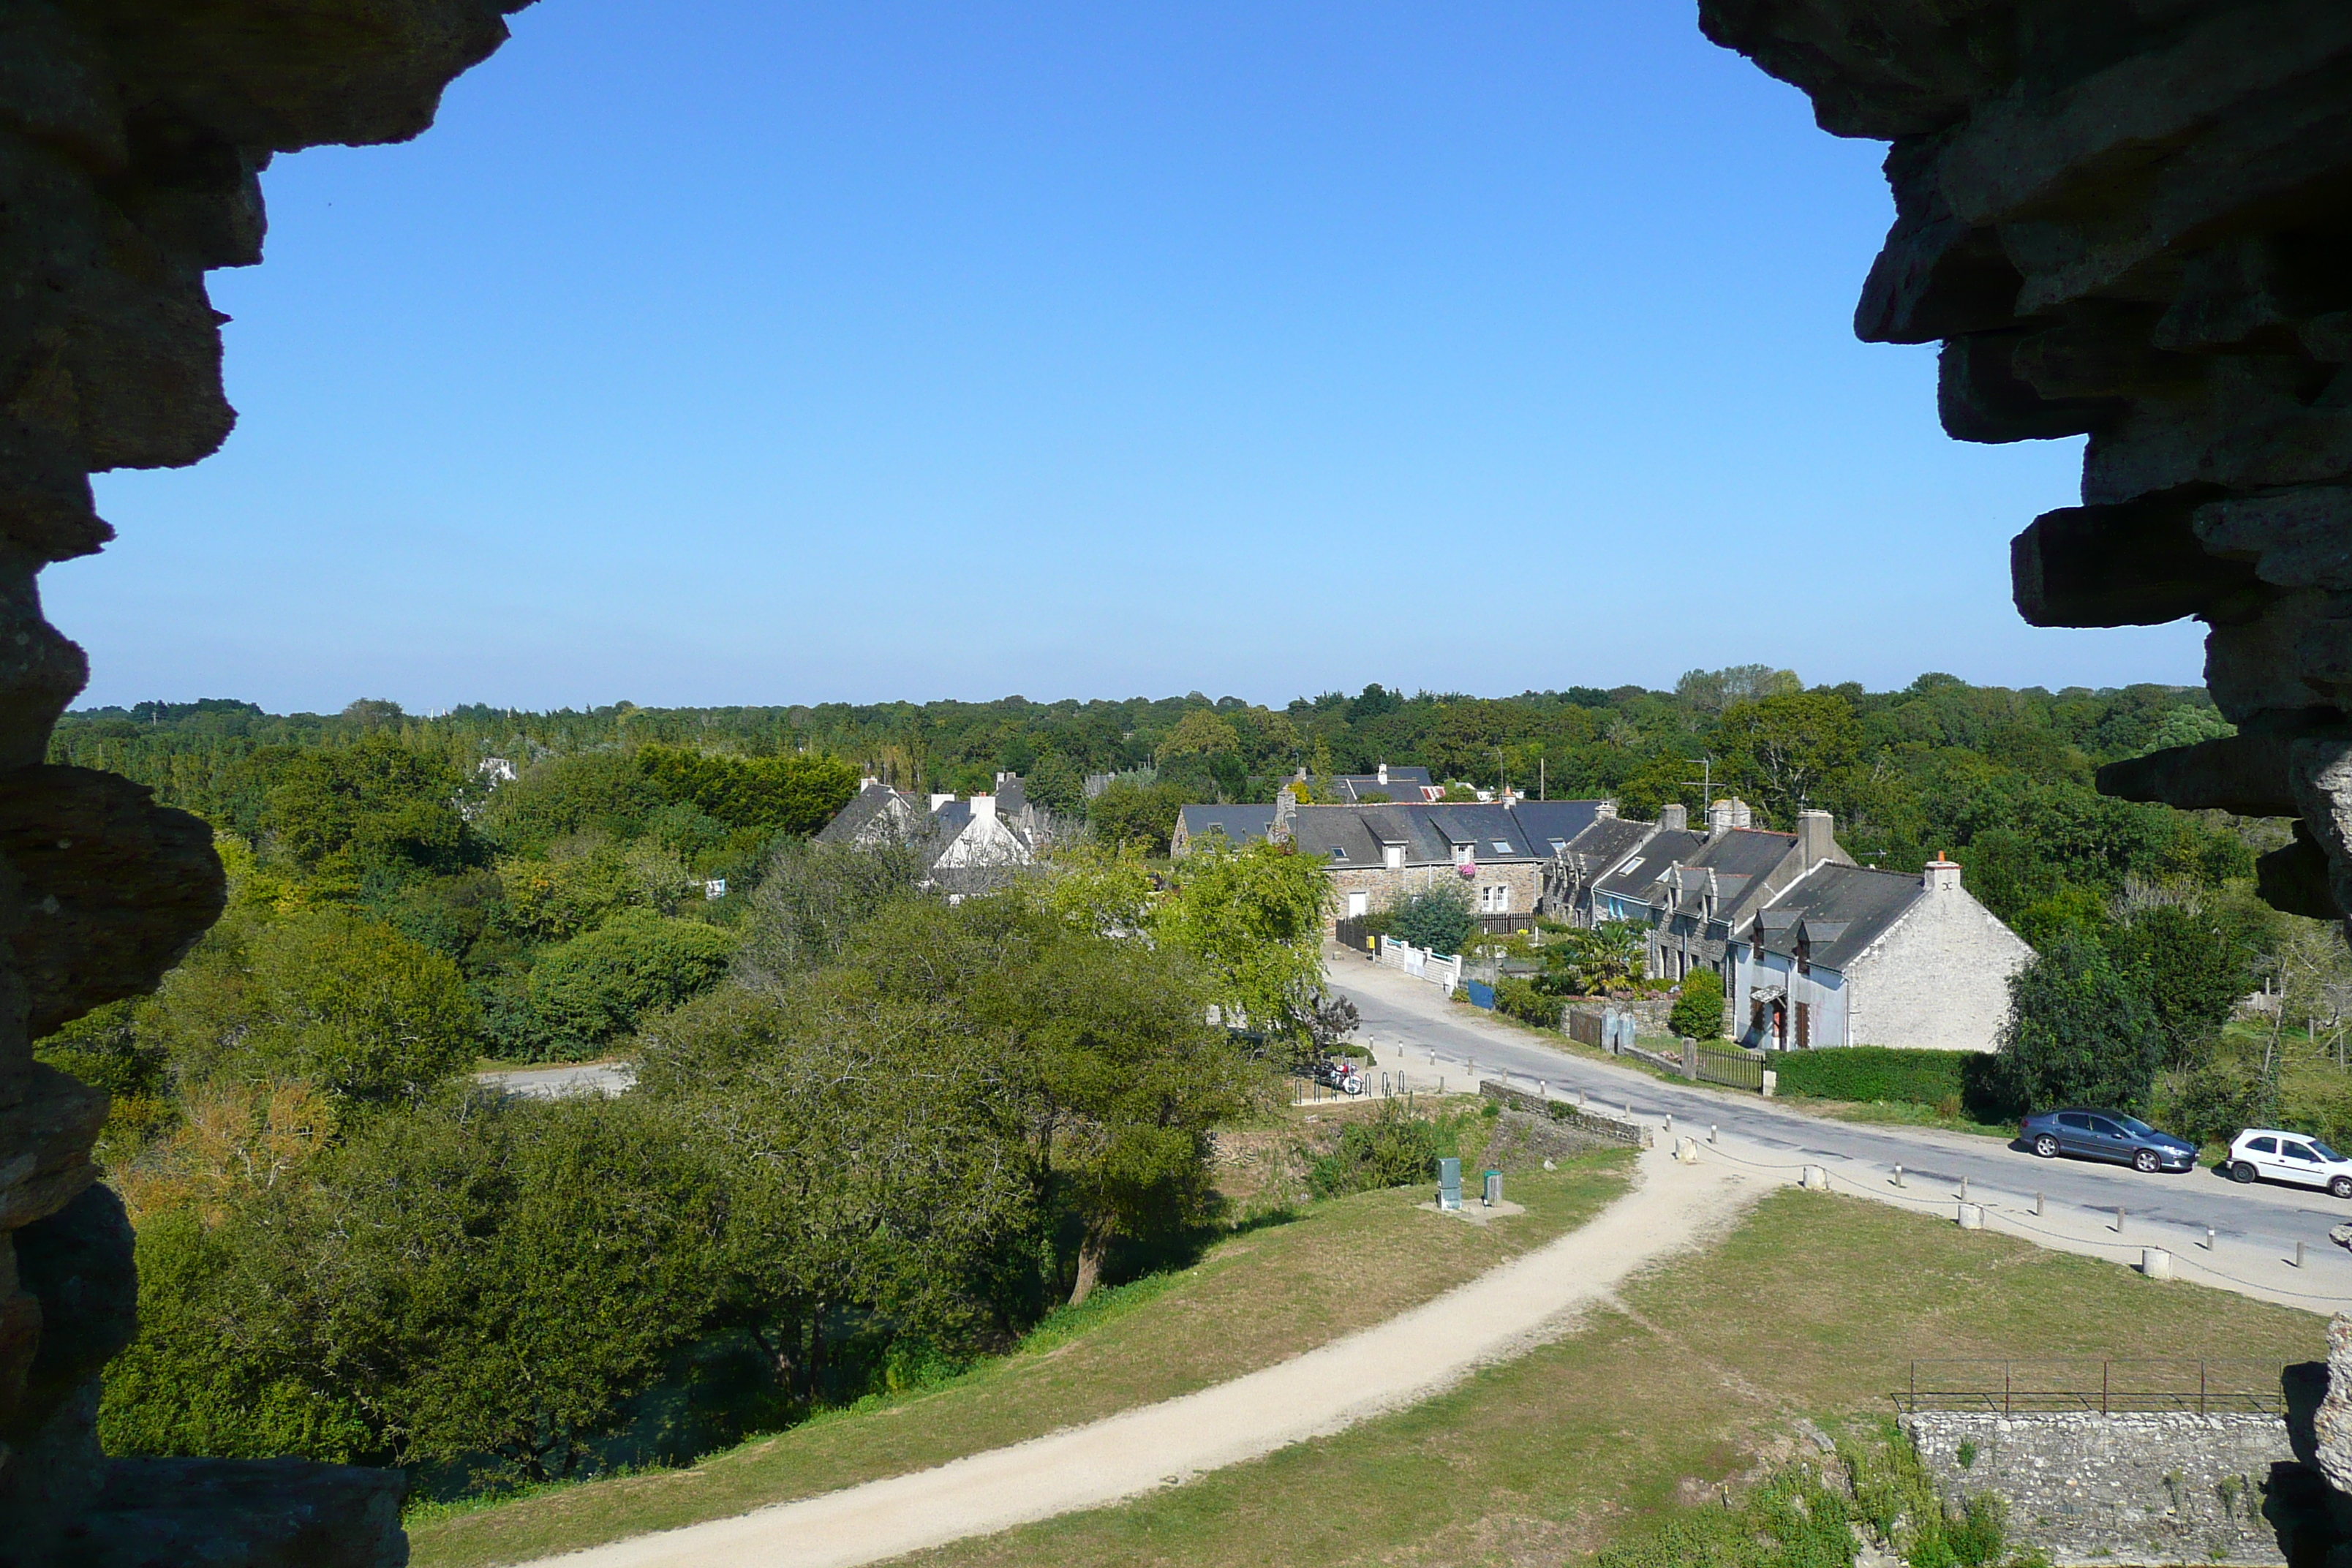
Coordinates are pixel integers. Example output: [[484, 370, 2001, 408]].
[[2317, 1142, 2345, 1162]]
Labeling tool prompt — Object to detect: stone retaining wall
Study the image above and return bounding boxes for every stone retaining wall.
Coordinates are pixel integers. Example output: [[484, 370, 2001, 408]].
[[1904, 1411, 2291, 1566]]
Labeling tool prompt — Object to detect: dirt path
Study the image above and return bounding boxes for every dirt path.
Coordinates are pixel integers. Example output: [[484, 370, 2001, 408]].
[[524, 1148, 1757, 1568]]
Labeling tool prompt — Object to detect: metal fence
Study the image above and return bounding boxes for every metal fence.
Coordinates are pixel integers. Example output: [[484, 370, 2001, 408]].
[[1335, 916, 1379, 953], [1694, 1045, 1765, 1091], [1893, 1359, 2288, 1416]]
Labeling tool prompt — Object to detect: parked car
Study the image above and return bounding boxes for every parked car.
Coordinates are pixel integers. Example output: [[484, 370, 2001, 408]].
[[2020, 1107, 2197, 1172], [2225, 1128, 2352, 1197]]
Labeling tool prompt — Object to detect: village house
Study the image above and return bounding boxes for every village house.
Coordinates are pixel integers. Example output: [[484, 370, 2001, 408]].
[[1539, 811, 1658, 925], [1588, 805, 1705, 928], [1169, 803, 1278, 856], [1255, 794, 1612, 928], [1327, 763, 1441, 803], [1730, 855, 2033, 1052], [1643, 799, 1852, 984], [815, 772, 1049, 891]]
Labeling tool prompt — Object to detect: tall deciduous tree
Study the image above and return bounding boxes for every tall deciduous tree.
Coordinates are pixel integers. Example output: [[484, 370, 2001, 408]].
[[1995, 934, 2166, 1113], [1154, 839, 1332, 1052]]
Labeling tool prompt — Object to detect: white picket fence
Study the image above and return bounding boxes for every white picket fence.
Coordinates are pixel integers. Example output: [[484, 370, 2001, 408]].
[[1378, 936, 1463, 993]]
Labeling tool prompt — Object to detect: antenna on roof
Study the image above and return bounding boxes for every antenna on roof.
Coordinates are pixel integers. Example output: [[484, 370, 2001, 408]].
[[1679, 755, 1716, 813]]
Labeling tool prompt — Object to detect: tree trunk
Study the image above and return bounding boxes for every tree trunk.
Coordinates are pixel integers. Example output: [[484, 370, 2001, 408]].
[[1068, 1228, 1109, 1307]]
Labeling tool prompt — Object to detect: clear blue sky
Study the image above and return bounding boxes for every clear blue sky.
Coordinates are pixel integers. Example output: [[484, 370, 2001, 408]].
[[59, 1, 2201, 714]]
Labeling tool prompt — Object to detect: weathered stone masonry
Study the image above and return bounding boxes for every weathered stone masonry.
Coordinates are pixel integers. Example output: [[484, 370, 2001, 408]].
[[0, 3, 528, 1564], [1699, 0, 2352, 927]]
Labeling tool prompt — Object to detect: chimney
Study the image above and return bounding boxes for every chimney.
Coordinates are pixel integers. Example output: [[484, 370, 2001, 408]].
[[1273, 786, 1297, 841], [1925, 851, 1961, 894], [1706, 798, 1736, 840], [971, 794, 997, 823], [1796, 809, 1836, 867], [1376, 762, 1389, 785], [930, 793, 955, 812], [1658, 803, 1688, 832], [1595, 799, 1617, 821]]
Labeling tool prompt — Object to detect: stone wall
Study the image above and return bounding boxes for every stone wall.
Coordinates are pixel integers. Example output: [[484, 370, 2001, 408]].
[[0, 2, 529, 1562], [1905, 1411, 2291, 1566], [1845, 878, 2033, 1052], [1698, 1, 2352, 927]]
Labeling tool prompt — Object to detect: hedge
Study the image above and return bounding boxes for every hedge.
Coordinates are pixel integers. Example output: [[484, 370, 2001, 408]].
[[1770, 1045, 1972, 1107], [1492, 976, 1561, 1031]]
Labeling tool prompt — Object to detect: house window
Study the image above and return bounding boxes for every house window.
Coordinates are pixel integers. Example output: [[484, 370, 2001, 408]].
[[1480, 884, 1510, 913], [1328, 848, 1347, 862], [1346, 890, 1369, 918], [1491, 840, 1512, 855], [1383, 845, 1403, 870], [1550, 839, 1567, 853], [1617, 857, 1643, 879]]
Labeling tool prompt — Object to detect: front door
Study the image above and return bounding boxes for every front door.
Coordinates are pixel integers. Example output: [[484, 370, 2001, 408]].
[[1795, 1001, 1811, 1049]]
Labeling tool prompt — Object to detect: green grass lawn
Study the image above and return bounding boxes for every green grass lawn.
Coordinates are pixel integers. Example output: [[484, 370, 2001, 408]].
[[405, 1147, 1633, 1568], [899, 1188, 2326, 1568]]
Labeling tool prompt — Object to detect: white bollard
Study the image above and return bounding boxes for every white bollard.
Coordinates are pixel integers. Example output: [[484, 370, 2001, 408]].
[[1957, 1203, 1984, 1230], [2141, 1248, 2173, 1280], [1675, 1137, 1698, 1164]]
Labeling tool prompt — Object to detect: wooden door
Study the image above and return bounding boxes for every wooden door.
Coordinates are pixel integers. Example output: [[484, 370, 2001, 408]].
[[1795, 1001, 1811, 1049]]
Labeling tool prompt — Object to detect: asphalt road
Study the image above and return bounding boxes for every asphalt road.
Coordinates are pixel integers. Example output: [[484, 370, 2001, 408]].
[[1333, 957, 2352, 1298]]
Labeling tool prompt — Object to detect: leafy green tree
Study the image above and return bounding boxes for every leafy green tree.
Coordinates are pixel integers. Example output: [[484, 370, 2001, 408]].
[[1089, 779, 1189, 853], [146, 910, 478, 1109], [528, 908, 736, 1057], [1154, 840, 1333, 1050], [1387, 882, 1474, 957], [1154, 708, 1241, 764], [1994, 933, 2166, 1113], [1026, 750, 1085, 815], [99, 1205, 376, 1463], [1669, 970, 1725, 1041], [260, 734, 473, 887], [2106, 901, 2258, 1071], [635, 745, 859, 836], [475, 751, 668, 855], [1713, 690, 1860, 819], [732, 837, 930, 988], [260, 1092, 725, 1482]]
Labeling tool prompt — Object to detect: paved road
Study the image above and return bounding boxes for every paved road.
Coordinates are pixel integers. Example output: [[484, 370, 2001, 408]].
[[1332, 954, 2352, 1306], [474, 1060, 636, 1099]]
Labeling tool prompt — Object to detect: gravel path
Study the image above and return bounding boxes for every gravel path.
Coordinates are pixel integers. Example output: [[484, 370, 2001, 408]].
[[522, 1146, 1757, 1568]]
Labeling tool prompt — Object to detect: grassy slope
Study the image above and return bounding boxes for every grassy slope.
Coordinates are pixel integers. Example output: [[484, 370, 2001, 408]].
[[904, 1187, 2326, 1568], [407, 1146, 1632, 1568]]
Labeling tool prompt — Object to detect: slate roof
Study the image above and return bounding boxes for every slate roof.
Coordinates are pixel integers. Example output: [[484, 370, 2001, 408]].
[[815, 780, 916, 845], [1746, 864, 1927, 971], [1593, 829, 1703, 902], [1330, 766, 1437, 803], [1177, 804, 1278, 848], [1556, 816, 1654, 878], [1281, 800, 1586, 867], [1510, 800, 1607, 851]]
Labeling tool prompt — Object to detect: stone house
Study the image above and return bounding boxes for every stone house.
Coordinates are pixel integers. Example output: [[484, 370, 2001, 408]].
[[1328, 763, 1441, 803], [815, 772, 1049, 892], [1540, 813, 1659, 925], [1278, 799, 1606, 928], [1730, 855, 2033, 1052], [1644, 801, 1852, 984], [1590, 806, 1705, 927]]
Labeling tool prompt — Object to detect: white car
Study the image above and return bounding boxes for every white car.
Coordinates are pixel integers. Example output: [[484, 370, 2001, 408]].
[[2225, 1128, 2352, 1198]]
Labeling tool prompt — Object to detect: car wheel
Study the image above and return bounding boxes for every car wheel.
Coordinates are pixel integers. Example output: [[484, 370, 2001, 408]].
[[2231, 1161, 2257, 1184], [2032, 1134, 2060, 1159], [2133, 1148, 2160, 1173], [2333, 1176, 2352, 1201]]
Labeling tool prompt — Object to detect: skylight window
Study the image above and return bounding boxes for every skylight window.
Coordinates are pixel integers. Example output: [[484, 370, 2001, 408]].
[[1550, 839, 1567, 853], [1616, 857, 1644, 878], [1328, 848, 1347, 861], [1492, 841, 1512, 854]]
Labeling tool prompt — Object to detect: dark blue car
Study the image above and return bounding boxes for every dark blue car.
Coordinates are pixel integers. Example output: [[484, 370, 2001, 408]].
[[2021, 1107, 2197, 1173]]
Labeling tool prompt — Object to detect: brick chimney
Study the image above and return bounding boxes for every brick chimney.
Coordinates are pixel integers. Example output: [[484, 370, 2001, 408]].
[[1796, 809, 1836, 867], [1706, 798, 1738, 839], [1595, 799, 1617, 821], [1925, 851, 1961, 893], [1658, 802, 1689, 832]]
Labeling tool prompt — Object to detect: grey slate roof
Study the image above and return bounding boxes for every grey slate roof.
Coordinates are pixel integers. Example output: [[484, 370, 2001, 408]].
[[1177, 804, 1278, 848], [1557, 816, 1654, 878], [1331, 767, 1436, 803], [1745, 864, 1928, 971], [1594, 829, 1703, 901], [1511, 800, 1607, 851], [815, 780, 916, 845]]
